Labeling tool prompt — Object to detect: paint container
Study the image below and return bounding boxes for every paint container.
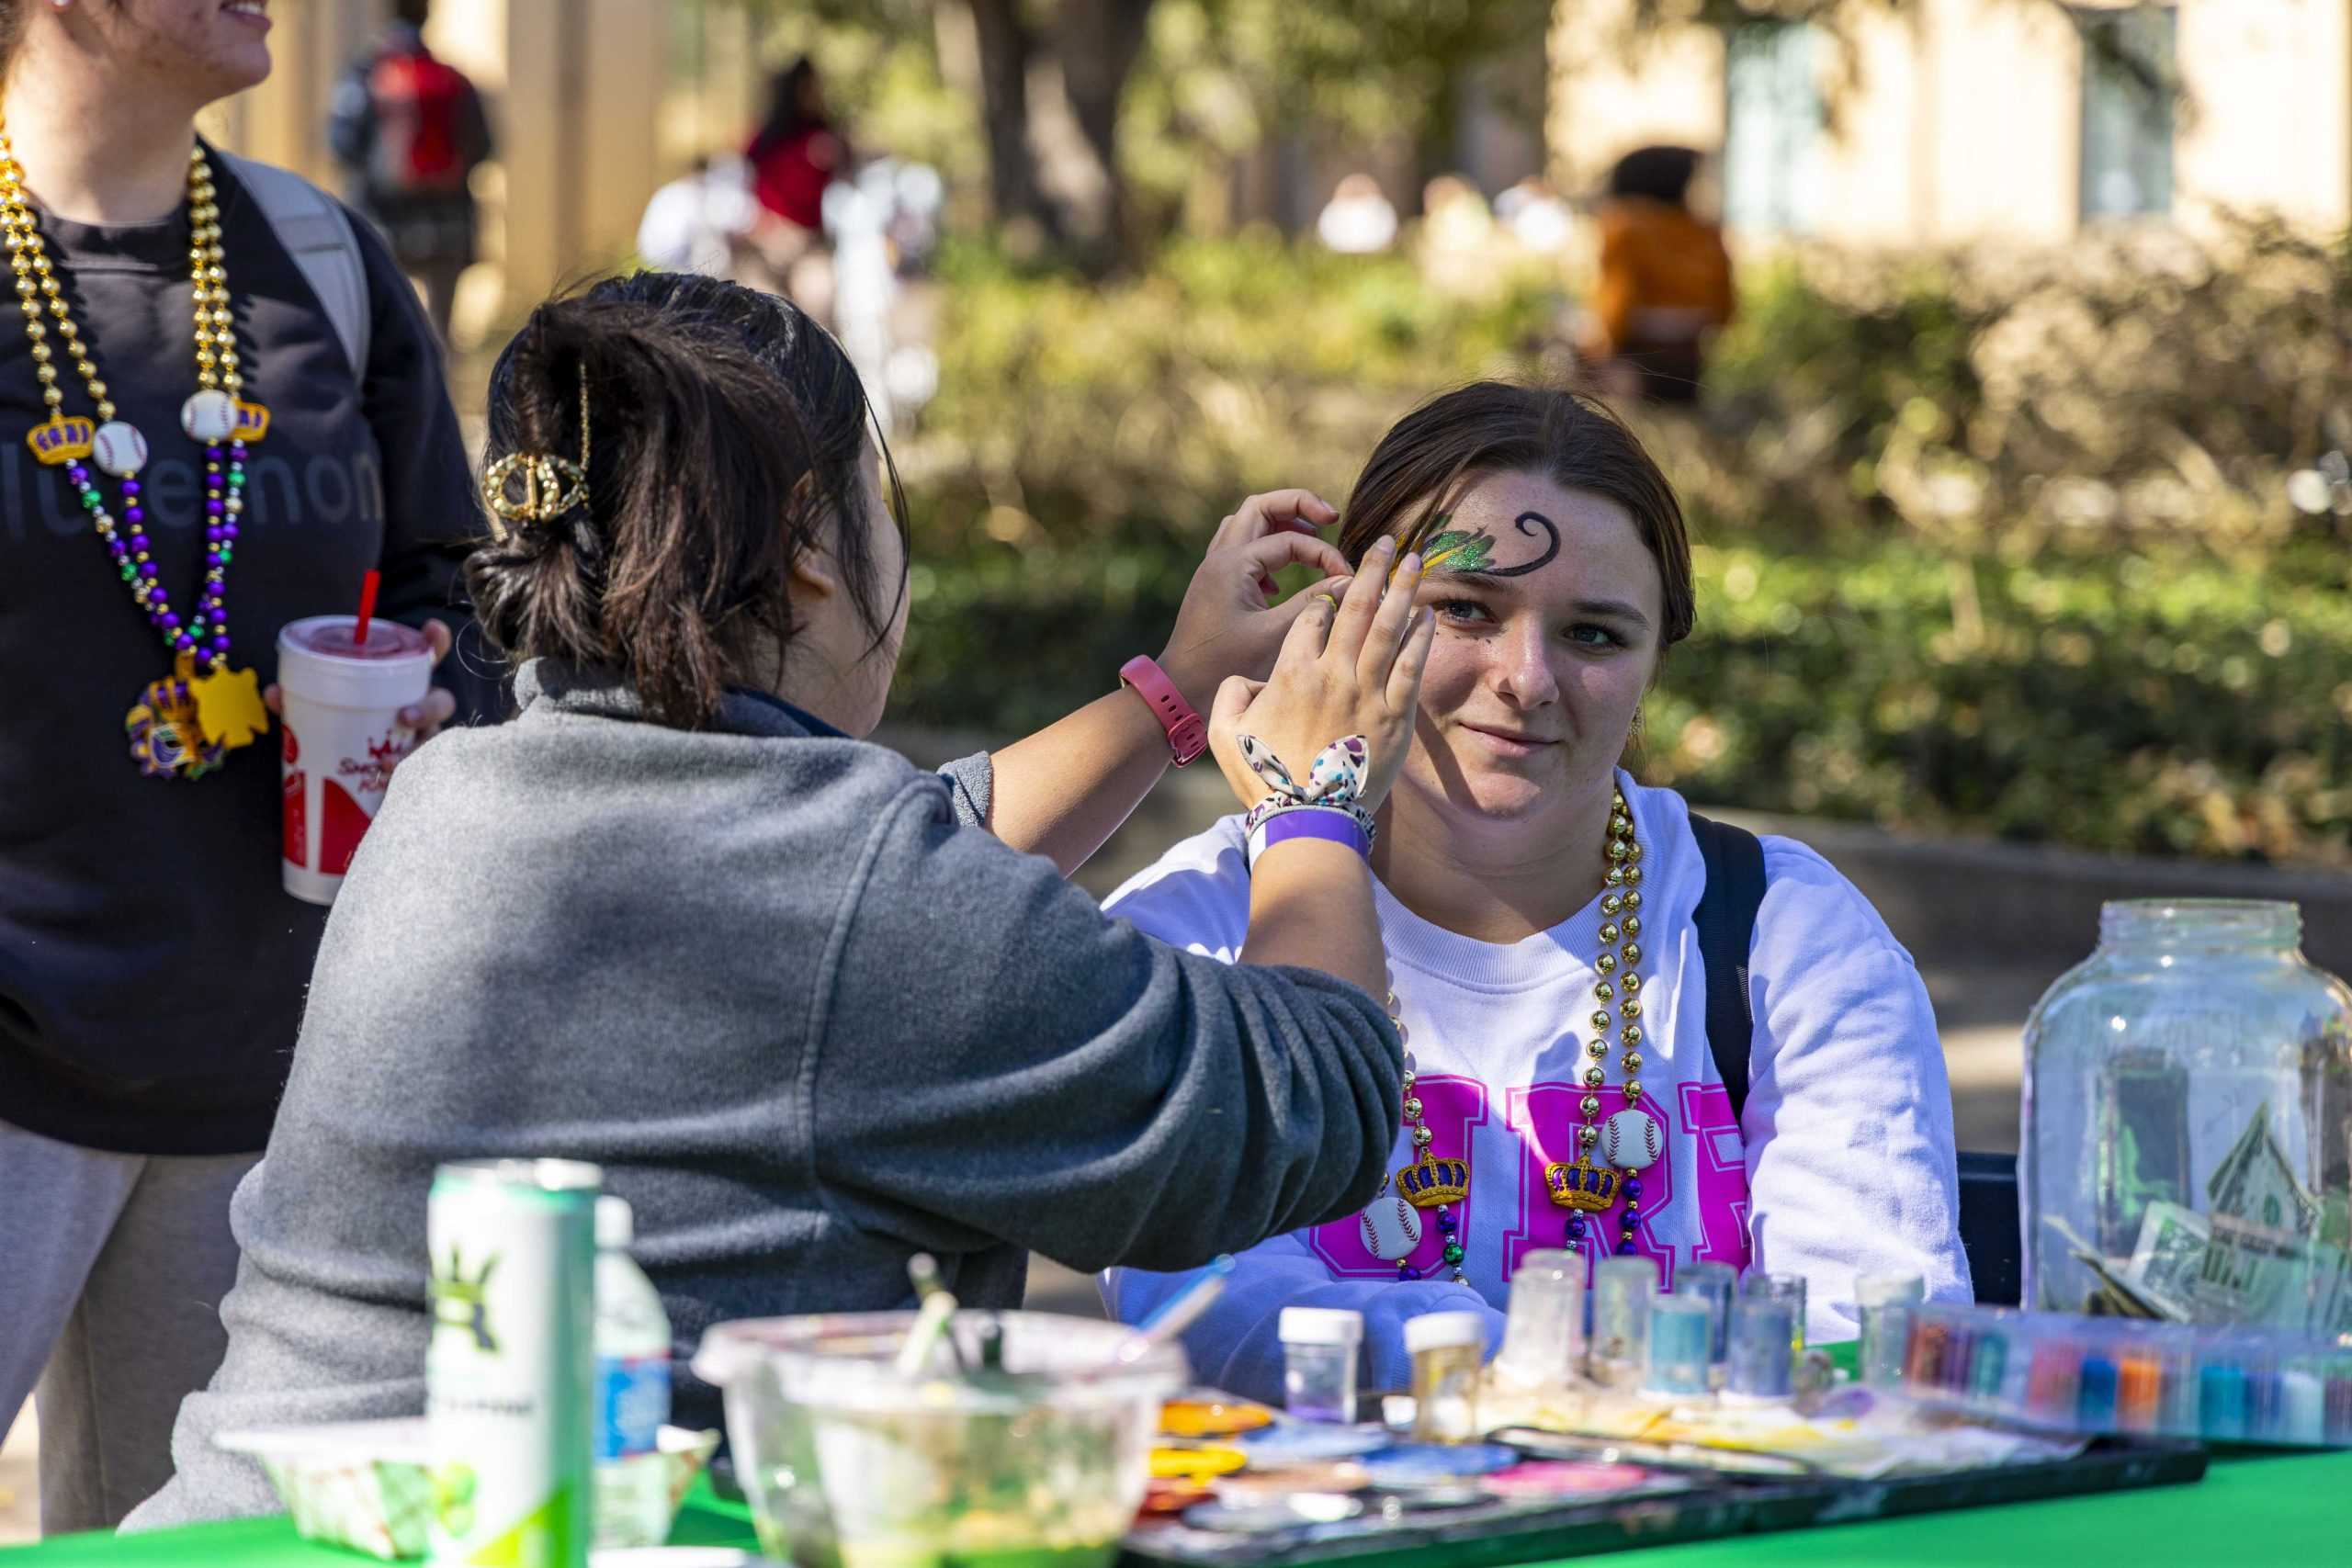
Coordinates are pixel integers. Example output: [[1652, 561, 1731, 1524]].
[[1724, 1300, 1793, 1402], [1643, 1294, 1713, 1397], [1589, 1258, 1655, 1389], [1674, 1261, 1737, 1385]]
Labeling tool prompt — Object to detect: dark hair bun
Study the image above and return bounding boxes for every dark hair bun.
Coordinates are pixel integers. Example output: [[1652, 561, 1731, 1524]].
[[466, 274, 902, 727]]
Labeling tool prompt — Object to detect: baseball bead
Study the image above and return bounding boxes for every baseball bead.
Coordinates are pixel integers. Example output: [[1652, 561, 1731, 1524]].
[[91, 420, 148, 477], [182, 389, 239, 442], [1360, 1193, 1423, 1260], [1600, 1108, 1664, 1170]]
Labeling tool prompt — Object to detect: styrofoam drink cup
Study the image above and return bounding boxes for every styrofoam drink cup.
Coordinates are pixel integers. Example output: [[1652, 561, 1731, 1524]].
[[277, 615, 433, 905]]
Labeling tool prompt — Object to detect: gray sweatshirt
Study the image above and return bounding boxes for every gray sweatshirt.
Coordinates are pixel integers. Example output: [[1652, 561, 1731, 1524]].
[[129, 660, 1400, 1529]]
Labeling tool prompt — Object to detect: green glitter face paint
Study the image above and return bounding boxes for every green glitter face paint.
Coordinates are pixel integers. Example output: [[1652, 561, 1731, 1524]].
[[1413, 509, 1563, 579]]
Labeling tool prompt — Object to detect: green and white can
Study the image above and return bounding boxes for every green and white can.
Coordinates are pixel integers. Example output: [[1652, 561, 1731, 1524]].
[[426, 1158, 601, 1567]]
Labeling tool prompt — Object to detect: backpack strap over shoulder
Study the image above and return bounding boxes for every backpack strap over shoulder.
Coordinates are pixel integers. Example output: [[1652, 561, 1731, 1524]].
[[220, 152, 374, 382], [1687, 810, 1768, 1122]]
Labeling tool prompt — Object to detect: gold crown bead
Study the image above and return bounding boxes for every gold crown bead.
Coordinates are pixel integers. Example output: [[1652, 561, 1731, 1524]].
[[1413, 1124, 1434, 1146], [1623, 1052, 1644, 1074], [1579, 1094, 1601, 1118], [1605, 866, 1626, 886], [1627, 866, 1644, 885], [1621, 999, 1642, 1021], [1590, 1010, 1611, 1032], [1594, 981, 1613, 1001], [1623, 943, 1642, 965], [1608, 840, 1630, 862], [1628, 841, 1645, 862], [1599, 923, 1620, 943], [1623, 1025, 1644, 1047], [1623, 973, 1642, 994], [1601, 895, 1623, 915], [1623, 1079, 1643, 1101], [1585, 1040, 1606, 1058], [1596, 954, 1616, 975], [1579, 1123, 1601, 1147], [1625, 891, 1642, 910], [1584, 1066, 1604, 1089]]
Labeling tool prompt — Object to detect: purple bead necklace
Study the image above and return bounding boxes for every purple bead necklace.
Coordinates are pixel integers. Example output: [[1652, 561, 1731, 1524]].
[[4, 128, 269, 778]]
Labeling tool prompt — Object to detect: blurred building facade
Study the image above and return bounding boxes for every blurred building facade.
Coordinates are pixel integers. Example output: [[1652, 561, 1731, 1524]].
[[1550, 0, 2352, 244]]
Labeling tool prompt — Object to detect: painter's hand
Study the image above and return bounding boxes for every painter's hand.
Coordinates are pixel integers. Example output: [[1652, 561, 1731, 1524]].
[[1157, 491, 1351, 715]]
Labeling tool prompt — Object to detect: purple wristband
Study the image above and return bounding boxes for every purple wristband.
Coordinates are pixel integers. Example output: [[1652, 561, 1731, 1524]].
[[1247, 805, 1372, 866]]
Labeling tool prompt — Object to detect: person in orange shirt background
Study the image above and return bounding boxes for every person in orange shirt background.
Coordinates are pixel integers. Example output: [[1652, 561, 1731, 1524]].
[[1581, 145, 1736, 405]]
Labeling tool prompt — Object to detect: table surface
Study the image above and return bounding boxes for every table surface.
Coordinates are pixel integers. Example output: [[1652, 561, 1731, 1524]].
[[6, 1347, 2343, 1568]]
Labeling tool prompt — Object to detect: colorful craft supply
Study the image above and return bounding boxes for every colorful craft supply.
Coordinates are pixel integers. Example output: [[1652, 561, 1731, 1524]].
[[1644, 1293, 1713, 1396], [1589, 1256, 1655, 1387], [1673, 1260, 1737, 1375], [1357, 1444, 1519, 1488], [1855, 1270, 1926, 1388], [1148, 1445, 1249, 1482], [1403, 1312, 1486, 1444], [1725, 1299, 1793, 1402], [1900, 1302, 2352, 1449], [1279, 1306, 1363, 1423], [1493, 1248, 1584, 1389], [1159, 1399, 1273, 1439], [1741, 1271, 1808, 1353]]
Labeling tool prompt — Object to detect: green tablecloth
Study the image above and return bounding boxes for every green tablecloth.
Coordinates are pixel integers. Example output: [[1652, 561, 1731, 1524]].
[[3, 1449, 2345, 1565]]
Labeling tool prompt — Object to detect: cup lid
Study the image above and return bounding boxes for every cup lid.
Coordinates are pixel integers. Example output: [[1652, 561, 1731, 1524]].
[[1402, 1311, 1487, 1355], [1280, 1307, 1364, 1346], [280, 615, 431, 662]]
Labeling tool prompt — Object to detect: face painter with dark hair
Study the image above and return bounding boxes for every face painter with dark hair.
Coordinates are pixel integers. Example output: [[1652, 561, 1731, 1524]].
[[0, 0, 485, 1533], [127, 269, 1441, 1528], [1105, 384, 1971, 1402]]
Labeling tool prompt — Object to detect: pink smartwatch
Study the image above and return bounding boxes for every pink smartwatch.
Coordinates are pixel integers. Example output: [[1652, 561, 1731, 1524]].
[[1119, 655, 1207, 766]]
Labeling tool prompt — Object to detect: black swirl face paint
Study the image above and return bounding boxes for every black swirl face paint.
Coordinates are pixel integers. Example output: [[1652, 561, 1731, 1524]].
[[1416, 510, 1563, 579]]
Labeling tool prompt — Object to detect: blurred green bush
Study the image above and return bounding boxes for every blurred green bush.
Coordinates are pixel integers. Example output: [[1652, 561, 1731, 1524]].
[[888, 225, 2352, 865]]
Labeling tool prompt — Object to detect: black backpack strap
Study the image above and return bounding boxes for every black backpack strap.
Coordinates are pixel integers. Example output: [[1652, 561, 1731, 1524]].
[[1686, 811, 1767, 1122]]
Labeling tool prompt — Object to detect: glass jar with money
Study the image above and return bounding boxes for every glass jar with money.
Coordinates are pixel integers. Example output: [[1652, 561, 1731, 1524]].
[[2022, 900, 2352, 1335]]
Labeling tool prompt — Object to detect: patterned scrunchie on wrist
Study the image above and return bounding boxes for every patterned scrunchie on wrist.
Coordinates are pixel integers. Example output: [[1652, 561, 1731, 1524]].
[[1237, 733, 1378, 849]]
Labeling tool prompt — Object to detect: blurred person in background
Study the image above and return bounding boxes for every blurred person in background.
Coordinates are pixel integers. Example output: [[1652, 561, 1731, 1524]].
[[636, 152, 762, 281], [1579, 145, 1735, 405], [0, 0, 480, 1532], [326, 0, 493, 347], [1317, 173, 1397, 255], [744, 56, 846, 318]]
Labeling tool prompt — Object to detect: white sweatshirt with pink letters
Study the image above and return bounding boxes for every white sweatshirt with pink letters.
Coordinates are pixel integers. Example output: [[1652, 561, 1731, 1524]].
[[1100, 773, 1971, 1403]]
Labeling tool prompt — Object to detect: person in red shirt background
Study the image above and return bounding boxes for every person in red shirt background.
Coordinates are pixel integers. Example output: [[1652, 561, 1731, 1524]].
[[746, 58, 844, 231], [741, 57, 848, 319]]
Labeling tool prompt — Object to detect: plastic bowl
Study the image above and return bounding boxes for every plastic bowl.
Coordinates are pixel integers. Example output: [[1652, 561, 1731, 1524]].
[[693, 1310, 1184, 1568]]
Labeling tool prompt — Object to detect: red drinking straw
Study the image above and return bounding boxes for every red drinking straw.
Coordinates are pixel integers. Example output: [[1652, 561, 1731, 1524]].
[[353, 569, 381, 646]]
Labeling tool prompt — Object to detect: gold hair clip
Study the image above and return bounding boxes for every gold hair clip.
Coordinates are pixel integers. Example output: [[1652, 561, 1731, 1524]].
[[482, 365, 593, 541]]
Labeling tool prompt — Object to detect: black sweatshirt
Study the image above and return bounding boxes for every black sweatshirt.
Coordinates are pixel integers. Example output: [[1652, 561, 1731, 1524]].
[[0, 148, 488, 1156]]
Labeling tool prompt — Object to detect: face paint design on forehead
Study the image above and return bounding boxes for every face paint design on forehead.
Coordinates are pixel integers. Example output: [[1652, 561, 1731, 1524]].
[[1413, 510, 1563, 580]]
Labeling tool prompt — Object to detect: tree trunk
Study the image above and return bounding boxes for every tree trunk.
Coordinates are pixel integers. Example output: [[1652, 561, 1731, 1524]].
[[963, 0, 1057, 245], [1048, 0, 1154, 270]]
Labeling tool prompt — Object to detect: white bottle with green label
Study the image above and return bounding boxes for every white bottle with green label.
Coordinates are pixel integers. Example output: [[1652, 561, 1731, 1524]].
[[593, 1195, 673, 1548], [426, 1158, 599, 1568]]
